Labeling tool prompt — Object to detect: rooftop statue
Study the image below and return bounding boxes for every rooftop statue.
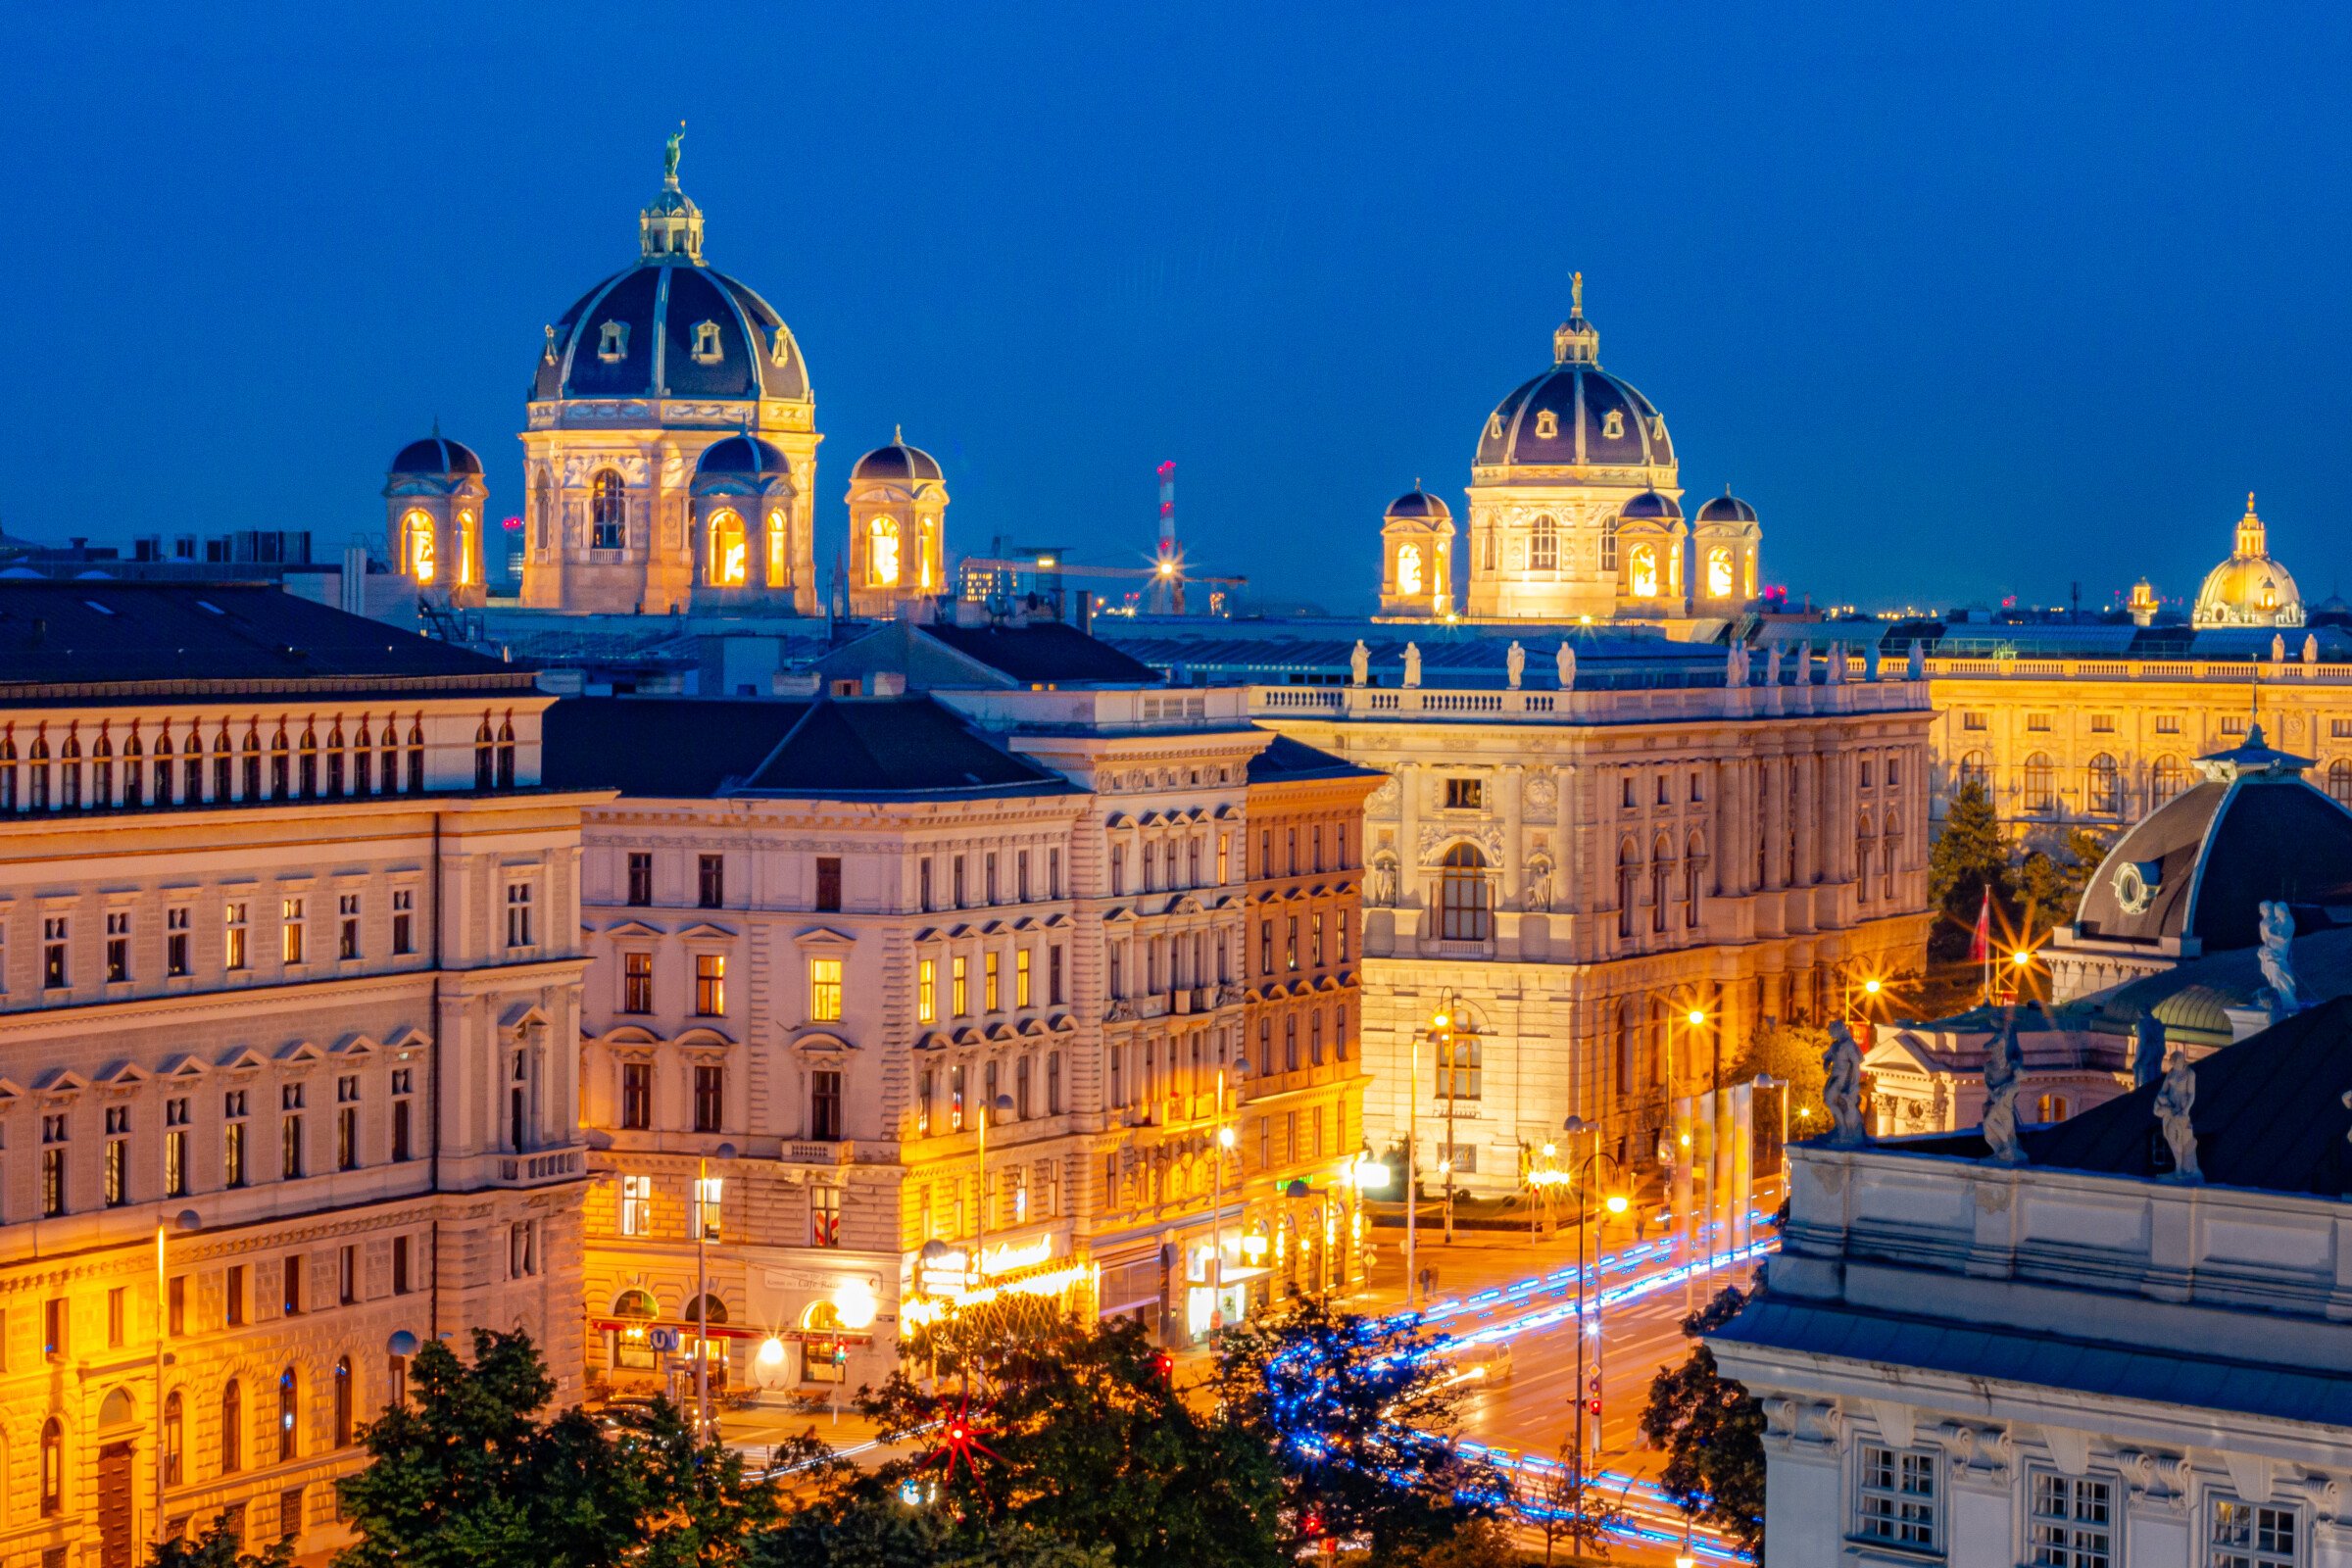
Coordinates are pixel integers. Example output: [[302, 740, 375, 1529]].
[[1401, 642, 1422, 688], [1506, 640, 1526, 690], [1980, 1014, 2027, 1166], [664, 126, 685, 183], [2132, 1009, 2167, 1091], [2156, 1048, 2201, 1183], [1821, 1022, 1867, 1147], [1349, 639, 1369, 687], [2258, 900, 2302, 1015], [1555, 641, 1576, 689]]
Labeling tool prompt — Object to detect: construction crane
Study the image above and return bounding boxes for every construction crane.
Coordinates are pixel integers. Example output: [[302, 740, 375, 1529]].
[[956, 549, 1246, 618]]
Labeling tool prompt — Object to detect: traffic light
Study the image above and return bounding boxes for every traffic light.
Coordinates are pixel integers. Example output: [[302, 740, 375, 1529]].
[[1587, 1371, 1603, 1419], [1300, 1509, 1325, 1540], [1152, 1349, 1174, 1384]]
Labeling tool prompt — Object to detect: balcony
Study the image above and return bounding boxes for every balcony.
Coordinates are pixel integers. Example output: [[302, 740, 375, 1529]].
[[783, 1140, 851, 1166], [493, 1148, 583, 1186]]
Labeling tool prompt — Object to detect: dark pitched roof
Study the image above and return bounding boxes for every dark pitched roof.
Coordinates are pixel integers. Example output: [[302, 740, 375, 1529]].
[[543, 697, 811, 796], [0, 581, 529, 701], [542, 694, 1075, 801], [1903, 994, 2352, 1198], [2075, 772, 2352, 951], [1246, 732, 1381, 785], [920, 622, 1164, 686]]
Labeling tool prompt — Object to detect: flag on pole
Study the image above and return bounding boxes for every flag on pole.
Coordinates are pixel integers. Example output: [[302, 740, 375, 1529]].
[[1968, 888, 1991, 964]]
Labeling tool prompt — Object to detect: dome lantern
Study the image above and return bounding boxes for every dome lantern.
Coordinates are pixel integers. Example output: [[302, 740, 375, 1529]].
[[640, 127, 705, 265], [1552, 271, 1599, 366]]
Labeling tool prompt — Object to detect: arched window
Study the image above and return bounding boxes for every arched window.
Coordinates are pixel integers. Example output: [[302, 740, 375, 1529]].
[[1958, 750, 1990, 794], [212, 725, 231, 801], [497, 716, 515, 789], [122, 732, 141, 805], [1649, 835, 1673, 933], [333, 1358, 354, 1449], [150, 733, 172, 807], [1617, 839, 1641, 940], [1685, 832, 1706, 927], [1529, 515, 1558, 572], [1856, 812, 1875, 903], [352, 722, 371, 796], [1629, 543, 1659, 599], [39, 1418, 61, 1516], [2085, 753, 2122, 815], [2023, 752, 2055, 812], [240, 728, 261, 800], [2150, 754, 2183, 806], [164, 1391, 184, 1484], [766, 509, 791, 586], [455, 511, 475, 587], [92, 733, 113, 808], [708, 512, 748, 587], [408, 721, 426, 795], [402, 510, 436, 584], [868, 516, 902, 587], [59, 733, 80, 809], [531, 471, 551, 553], [1706, 545, 1735, 599], [277, 1366, 298, 1462], [591, 471, 627, 550], [1882, 815, 1900, 903], [326, 723, 346, 798], [1614, 1002, 1638, 1092], [27, 734, 48, 810], [298, 724, 318, 799], [474, 716, 495, 790], [1439, 844, 1491, 942], [270, 726, 290, 801], [1395, 543, 1424, 597], [220, 1378, 243, 1474]]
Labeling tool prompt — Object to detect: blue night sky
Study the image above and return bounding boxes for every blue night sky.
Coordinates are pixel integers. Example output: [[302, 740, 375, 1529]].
[[3, 3, 2348, 615]]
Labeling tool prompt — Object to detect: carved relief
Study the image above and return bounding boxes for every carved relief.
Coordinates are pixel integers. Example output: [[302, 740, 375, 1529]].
[[1418, 823, 1503, 866], [1364, 774, 1400, 818], [1522, 771, 1558, 823]]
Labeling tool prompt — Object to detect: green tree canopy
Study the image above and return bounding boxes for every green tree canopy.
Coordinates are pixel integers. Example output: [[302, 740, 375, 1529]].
[[1215, 1297, 1507, 1566], [1928, 780, 2010, 919], [148, 1515, 293, 1568], [1729, 1018, 1830, 1130], [1640, 1288, 1766, 1556]]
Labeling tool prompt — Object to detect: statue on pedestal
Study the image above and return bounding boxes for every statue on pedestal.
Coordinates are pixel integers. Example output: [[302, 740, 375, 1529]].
[[2258, 901, 2301, 1015], [2132, 1009, 2167, 1091], [1556, 641, 1576, 689], [1505, 641, 1525, 690], [1821, 1022, 1867, 1147], [1980, 1015, 2027, 1166], [2156, 1049, 2201, 1183], [1349, 639, 1370, 686], [1401, 643, 1422, 688]]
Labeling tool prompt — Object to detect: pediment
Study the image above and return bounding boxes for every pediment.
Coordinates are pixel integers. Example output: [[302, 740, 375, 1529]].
[[792, 925, 856, 950], [605, 920, 665, 940]]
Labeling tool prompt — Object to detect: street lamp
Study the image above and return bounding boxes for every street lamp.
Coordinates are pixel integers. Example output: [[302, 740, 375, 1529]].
[[155, 1207, 200, 1544], [695, 1141, 738, 1437], [1407, 991, 1456, 1309], [1561, 1117, 1626, 1471], [1211, 1072, 1236, 1331]]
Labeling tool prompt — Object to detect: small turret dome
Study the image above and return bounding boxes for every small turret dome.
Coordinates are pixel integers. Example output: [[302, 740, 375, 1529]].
[[1385, 486, 1452, 522], [696, 435, 790, 475], [1695, 489, 1757, 524], [1619, 489, 1683, 521], [389, 436, 482, 476], [852, 429, 944, 483]]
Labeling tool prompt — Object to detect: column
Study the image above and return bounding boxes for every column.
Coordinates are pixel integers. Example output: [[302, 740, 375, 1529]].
[[1396, 760, 1420, 937], [1762, 751, 1788, 892], [1500, 764, 1524, 910]]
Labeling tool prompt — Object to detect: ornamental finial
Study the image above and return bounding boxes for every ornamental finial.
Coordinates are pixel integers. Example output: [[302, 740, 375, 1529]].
[[895, 422, 905, 446], [1571, 270, 1584, 315], [664, 122, 685, 186]]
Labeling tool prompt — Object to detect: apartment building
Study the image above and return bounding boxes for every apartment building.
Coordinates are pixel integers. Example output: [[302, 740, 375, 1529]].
[[0, 584, 597, 1568]]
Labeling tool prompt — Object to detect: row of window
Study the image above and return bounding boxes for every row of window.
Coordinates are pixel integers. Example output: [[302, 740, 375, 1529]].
[[1955, 750, 2352, 813], [612, 1168, 844, 1248], [920, 846, 1062, 909], [1256, 908, 1349, 976], [9, 891, 423, 996], [917, 1157, 1064, 1240], [0, 713, 520, 815], [24, 1074, 420, 1217], [1964, 709, 2341, 742], [617, 950, 730, 1016], [917, 1053, 1063, 1135], [621, 851, 730, 909], [916, 946, 1064, 1021], [1854, 1443, 2299, 1567]]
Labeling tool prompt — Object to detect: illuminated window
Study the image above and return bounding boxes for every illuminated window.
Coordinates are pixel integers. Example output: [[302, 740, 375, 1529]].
[[402, 511, 436, 584], [1629, 542, 1659, 598], [917, 957, 936, 1022], [809, 957, 843, 1021], [619, 1174, 652, 1236], [591, 470, 625, 550], [868, 515, 902, 587], [695, 954, 726, 1016], [2023, 753, 2055, 812], [1706, 546, 1734, 599], [767, 509, 789, 584], [2085, 754, 2121, 815], [1530, 515, 1558, 572], [455, 511, 474, 585], [1439, 844, 1490, 942], [1396, 543, 1423, 596], [707, 511, 747, 586]]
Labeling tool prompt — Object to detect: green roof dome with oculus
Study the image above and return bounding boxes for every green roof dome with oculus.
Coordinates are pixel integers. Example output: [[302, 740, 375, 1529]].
[[1472, 275, 1675, 478], [2073, 724, 2352, 953], [528, 136, 808, 410]]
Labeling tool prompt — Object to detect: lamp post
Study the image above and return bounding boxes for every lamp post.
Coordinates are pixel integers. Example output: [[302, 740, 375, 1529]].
[[1842, 969, 1883, 1028], [1406, 994, 1453, 1310], [695, 1141, 737, 1437], [1560, 1117, 1628, 1475], [1212, 1071, 1236, 1331], [154, 1207, 200, 1544], [1436, 994, 1459, 1246]]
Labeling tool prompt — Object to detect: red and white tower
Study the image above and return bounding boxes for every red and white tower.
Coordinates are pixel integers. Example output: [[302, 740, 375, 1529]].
[[1152, 461, 1180, 613]]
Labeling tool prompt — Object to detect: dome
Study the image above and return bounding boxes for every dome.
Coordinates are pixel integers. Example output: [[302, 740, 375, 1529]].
[[1385, 486, 1452, 522], [389, 436, 482, 476], [1696, 489, 1757, 524], [852, 432, 943, 483], [2312, 593, 2352, 627], [696, 435, 790, 476], [2074, 725, 2352, 951], [530, 153, 808, 408], [2193, 494, 2304, 628], [1472, 278, 1674, 475], [1619, 489, 1683, 521]]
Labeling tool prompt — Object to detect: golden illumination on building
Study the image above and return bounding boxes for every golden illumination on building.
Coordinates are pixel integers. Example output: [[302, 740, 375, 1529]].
[[869, 516, 902, 587], [403, 510, 436, 584], [1396, 543, 1425, 596], [708, 511, 748, 586]]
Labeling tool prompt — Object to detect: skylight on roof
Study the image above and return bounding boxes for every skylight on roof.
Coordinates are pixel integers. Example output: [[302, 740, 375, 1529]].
[[197, 601, 223, 614], [83, 601, 114, 615]]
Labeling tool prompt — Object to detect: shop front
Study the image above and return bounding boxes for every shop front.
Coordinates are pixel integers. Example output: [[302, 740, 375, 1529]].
[[906, 1229, 1089, 1330], [590, 1291, 758, 1399], [745, 1261, 894, 1394]]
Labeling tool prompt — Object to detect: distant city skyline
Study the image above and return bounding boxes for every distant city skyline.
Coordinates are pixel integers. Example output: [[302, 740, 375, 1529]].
[[3, 3, 2347, 613]]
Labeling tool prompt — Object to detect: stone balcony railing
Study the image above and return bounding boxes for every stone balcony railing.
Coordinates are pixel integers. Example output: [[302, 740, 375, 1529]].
[[1927, 654, 2352, 683], [1249, 676, 1928, 725], [493, 1147, 585, 1186]]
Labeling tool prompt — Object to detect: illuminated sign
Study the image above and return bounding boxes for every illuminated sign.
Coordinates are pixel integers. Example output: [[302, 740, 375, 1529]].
[[979, 1235, 1057, 1277]]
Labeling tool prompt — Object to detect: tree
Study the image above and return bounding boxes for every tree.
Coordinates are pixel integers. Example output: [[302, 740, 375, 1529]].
[[1216, 1297, 1508, 1566], [335, 1329, 778, 1568], [848, 1307, 1280, 1568], [1640, 1288, 1765, 1557], [149, 1516, 294, 1568], [1729, 1018, 1830, 1131], [1529, 1434, 1630, 1565], [2016, 825, 2113, 927], [1928, 780, 2009, 919]]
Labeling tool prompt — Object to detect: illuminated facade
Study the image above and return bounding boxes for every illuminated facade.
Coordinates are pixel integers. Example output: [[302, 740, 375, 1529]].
[[381, 436, 488, 608], [1377, 487, 1455, 619], [1250, 656, 1933, 1196], [2193, 494, 2303, 628], [555, 679, 1371, 1383], [845, 434, 950, 620], [516, 147, 820, 615], [0, 583, 594, 1567], [1432, 273, 1762, 624]]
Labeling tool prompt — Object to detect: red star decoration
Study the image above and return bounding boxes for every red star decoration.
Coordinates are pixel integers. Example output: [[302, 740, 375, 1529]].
[[922, 1397, 1004, 1481]]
